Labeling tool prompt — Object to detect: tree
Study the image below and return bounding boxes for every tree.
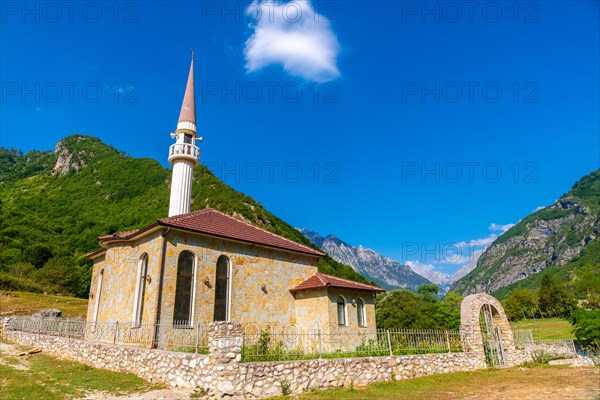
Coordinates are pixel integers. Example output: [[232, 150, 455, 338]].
[[503, 289, 539, 321], [32, 256, 83, 295], [375, 288, 461, 330], [538, 273, 576, 317], [570, 309, 600, 347], [416, 284, 439, 299], [25, 244, 53, 269]]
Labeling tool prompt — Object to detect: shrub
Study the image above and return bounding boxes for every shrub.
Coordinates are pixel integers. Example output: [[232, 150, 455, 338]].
[[570, 309, 600, 346]]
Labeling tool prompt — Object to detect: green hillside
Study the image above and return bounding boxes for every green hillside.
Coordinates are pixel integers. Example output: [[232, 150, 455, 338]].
[[451, 169, 599, 299], [0, 135, 366, 297]]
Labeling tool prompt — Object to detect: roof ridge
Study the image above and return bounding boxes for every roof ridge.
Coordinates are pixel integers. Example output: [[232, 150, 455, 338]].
[[318, 272, 382, 289], [206, 208, 324, 255], [314, 273, 327, 286]]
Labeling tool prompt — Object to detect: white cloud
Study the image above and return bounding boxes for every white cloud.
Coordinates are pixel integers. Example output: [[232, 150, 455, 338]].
[[405, 261, 452, 284], [533, 205, 545, 212], [406, 220, 517, 283], [244, 0, 341, 82], [489, 223, 515, 232]]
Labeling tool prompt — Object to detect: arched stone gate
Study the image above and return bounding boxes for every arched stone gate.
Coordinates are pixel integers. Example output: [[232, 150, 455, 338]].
[[460, 293, 516, 367]]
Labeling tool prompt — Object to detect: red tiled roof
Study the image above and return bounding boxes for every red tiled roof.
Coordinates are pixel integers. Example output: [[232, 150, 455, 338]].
[[290, 272, 385, 293], [157, 209, 324, 257], [97, 208, 324, 257]]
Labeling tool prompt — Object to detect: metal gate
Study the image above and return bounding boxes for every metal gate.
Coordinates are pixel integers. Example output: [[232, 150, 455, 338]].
[[479, 303, 505, 367]]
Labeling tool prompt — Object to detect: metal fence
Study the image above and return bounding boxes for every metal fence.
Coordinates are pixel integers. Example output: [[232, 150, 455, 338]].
[[4, 317, 470, 362], [5, 317, 210, 354], [513, 329, 534, 344], [240, 324, 468, 362]]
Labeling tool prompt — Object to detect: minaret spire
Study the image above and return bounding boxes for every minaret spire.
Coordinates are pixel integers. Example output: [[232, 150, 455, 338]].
[[177, 51, 196, 130], [168, 53, 201, 217]]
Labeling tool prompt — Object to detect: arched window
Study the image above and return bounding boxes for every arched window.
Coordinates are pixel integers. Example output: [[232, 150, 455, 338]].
[[356, 298, 366, 327], [213, 256, 230, 321], [337, 296, 346, 326], [132, 254, 148, 326], [92, 269, 104, 325], [174, 251, 195, 325]]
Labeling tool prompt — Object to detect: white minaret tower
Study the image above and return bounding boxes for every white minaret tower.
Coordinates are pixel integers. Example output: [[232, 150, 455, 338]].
[[168, 53, 200, 217]]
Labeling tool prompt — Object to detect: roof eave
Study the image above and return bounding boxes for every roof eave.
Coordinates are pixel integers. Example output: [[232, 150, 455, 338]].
[[290, 284, 385, 294], [97, 223, 161, 247], [85, 248, 107, 260]]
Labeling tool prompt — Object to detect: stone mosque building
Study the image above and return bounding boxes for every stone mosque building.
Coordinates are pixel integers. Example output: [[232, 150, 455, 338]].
[[85, 56, 384, 343]]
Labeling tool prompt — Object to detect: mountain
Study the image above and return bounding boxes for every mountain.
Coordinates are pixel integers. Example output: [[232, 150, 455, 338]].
[[299, 229, 432, 291], [451, 169, 600, 296], [0, 135, 367, 295]]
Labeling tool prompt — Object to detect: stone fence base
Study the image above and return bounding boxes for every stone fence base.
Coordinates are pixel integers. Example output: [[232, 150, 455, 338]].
[[2, 318, 579, 399], [4, 330, 487, 399]]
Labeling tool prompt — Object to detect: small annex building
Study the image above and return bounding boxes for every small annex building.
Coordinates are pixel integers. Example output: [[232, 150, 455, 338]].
[[85, 55, 384, 347]]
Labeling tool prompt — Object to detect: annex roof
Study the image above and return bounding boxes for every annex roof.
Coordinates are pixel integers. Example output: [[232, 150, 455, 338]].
[[290, 272, 385, 293]]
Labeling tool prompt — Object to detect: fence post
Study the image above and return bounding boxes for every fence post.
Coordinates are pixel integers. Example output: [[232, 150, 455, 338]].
[[113, 322, 119, 344], [318, 328, 323, 359], [386, 330, 393, 356], [195, 321, 201, 353], [446, 331, 451, 353]]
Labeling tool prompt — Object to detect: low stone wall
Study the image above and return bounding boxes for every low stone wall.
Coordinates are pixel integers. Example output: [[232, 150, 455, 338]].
[[238, 352, 485, 398], [3, 330, 214, 389], [522, 341, 577, 359], [3, 327, 486, 399]]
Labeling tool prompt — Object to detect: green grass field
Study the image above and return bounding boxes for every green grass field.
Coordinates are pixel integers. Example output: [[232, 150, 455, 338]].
[[271, 365, 598, 400], [0, 341, 160, 400], [0, 290, 89, 318], [510, 317, 575, 341]]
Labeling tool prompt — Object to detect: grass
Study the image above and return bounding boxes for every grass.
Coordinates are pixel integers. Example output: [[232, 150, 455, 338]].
[[510, 317, 575, 341], [0, 341, 160, 399], [270, 365, 599, 400], [0, 290, 88, 318]]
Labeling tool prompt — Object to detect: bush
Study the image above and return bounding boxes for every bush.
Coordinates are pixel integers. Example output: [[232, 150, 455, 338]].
[[0, 271, 44, 293], [570, 309, 600, 346], [32, 256, 84, 296], [10, 262, 35, 278]]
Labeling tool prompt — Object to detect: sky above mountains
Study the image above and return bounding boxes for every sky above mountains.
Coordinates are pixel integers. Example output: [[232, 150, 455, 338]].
[[2, 1, 599, 277]]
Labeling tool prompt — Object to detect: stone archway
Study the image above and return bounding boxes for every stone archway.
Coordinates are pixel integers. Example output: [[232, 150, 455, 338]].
[[460, 293, 516, 367]]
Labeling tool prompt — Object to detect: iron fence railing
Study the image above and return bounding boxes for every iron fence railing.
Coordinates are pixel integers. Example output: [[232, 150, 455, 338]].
[[5, 317, 210, 354], [4, 317, 472, 362], [240, 325, 468, 362], [513, 329, 534, 344]]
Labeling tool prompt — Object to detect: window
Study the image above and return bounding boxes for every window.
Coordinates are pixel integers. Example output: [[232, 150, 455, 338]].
[[213, 255, 230, 321], [184, 134, 193, 144], [92, 269, 104, 324], [357, 298, 366, 327], [174, 251, 195, 325], [132, 254, 148, 326], [337, 296, 346, 326]]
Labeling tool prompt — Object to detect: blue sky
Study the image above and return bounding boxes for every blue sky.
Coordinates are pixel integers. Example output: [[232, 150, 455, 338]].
[[1, 1, 599, 279]]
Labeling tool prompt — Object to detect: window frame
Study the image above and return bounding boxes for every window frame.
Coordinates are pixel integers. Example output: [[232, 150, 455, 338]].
[[213, 255, 231, 322], [336, 295, 347, 326], [92, 269, 104, 326], [173, 251, 195, 327], [356, 297, 366, 327], [132, 253, 148, 327]]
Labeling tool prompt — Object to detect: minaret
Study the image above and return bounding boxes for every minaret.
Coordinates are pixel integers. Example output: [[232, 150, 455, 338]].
[[168, 54, 200, 217]]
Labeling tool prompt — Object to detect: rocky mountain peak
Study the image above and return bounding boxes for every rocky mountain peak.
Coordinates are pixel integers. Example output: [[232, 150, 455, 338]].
[[299, 229, 433, 292]]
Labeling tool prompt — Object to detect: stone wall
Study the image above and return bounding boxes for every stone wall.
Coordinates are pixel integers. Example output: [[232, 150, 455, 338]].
[[4, 321, 486, 399], [6, 297, 577, 399]]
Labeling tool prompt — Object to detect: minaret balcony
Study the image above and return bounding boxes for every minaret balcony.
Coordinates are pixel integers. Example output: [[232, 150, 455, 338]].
[[168, 143, 200, 165]]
